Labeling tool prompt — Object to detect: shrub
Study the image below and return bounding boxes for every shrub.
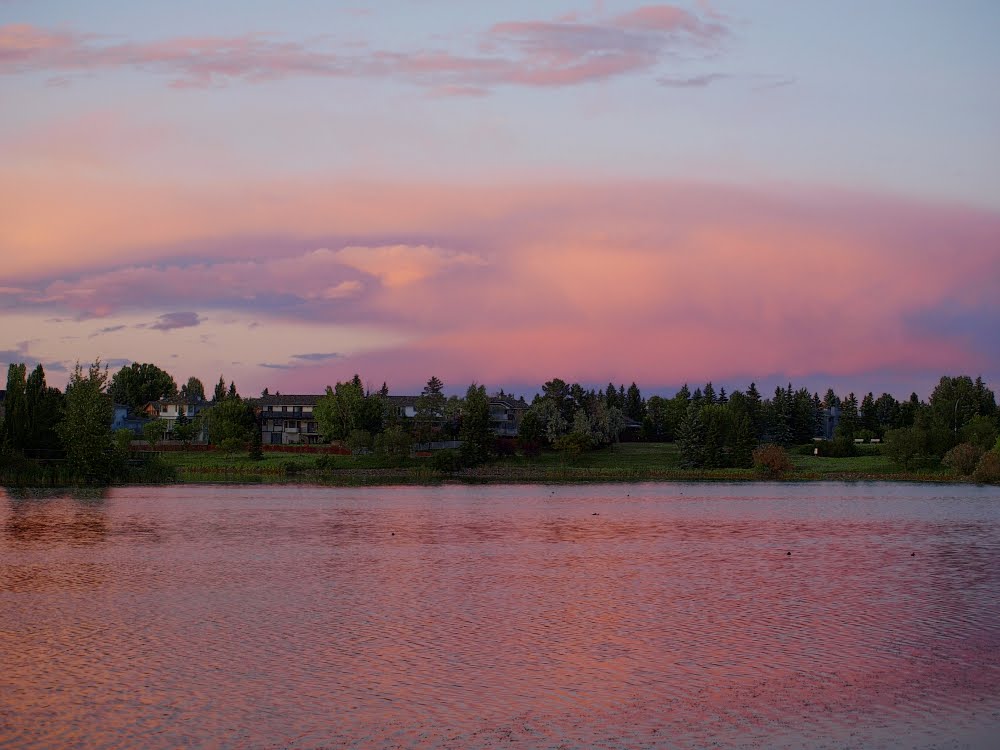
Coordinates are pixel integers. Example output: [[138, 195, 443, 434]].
[[972, 451, 1000, 484], [961, 416, 998, 451], [374, 425, 411, 459], [431, 449, 462, 473], [346, 429, 373, 455], [248, 428, 263, 460], [806, 438, 858, 458], [554, 430, 592, 456], [884, 427, 923, 469], [942, 442, 984, 476], [114, 428, 135, 454], [493, 437, 517, 458], [518, 438, 542, 458], [219, 437, 244, 455], [752, 444, 792, 477], [314, 454, 332, 470], [280, 460, 301, 475]]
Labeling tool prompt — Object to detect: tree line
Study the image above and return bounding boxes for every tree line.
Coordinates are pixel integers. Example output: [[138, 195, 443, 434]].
[[2, 358, 998, 481]]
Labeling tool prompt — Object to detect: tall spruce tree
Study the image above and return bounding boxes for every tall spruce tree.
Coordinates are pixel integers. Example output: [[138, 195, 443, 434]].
[[25, 364, 64, 451], [2, 363, 28, 450]]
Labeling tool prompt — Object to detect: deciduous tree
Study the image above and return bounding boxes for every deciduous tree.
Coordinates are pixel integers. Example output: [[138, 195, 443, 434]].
[[108, 363, 177, 413], [58, 360, 116, 482]]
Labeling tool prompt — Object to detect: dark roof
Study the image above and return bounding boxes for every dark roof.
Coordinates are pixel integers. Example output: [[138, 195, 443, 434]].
[[258, 394, 323, 407], [385, 395, 420, 407], [145, 396, 210, 407], [490, 396, 528, 409]]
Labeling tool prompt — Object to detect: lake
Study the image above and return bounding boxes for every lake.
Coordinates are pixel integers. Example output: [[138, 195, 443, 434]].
[[2, 482, 999, 749]]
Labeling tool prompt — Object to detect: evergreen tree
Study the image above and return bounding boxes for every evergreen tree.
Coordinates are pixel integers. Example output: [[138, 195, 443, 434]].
[[746, 382, 763, 438], [767, 386, 793, 445], [812, 393, 824, 438], [731, 414, 756, 468], [459, 383, 492, 466], [677, 403, 706, 468], [861, 392, 878, 434], [700, 404, 724, 468], [604, 382, 620, 410], [875, 393, 901, 431], [974, 376, 997, 417], [823, 388, 840, 409], [718, 387, 728, 404], [790, 387, 815, 443], [702, 382, 716, 405], [1, 363, 28, 450], [415, 376, 446, 444], [214, 376, 227, 402], [249, 420, 263, 460], [624, 382, 645, 422], [227, 381, 238, 400], [837, 393, 860, 439]]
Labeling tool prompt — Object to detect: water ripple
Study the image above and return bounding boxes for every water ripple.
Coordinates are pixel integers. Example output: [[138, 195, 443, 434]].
[[1, 482, 999, 749]]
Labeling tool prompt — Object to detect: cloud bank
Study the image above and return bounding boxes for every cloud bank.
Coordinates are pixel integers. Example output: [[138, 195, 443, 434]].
[[2, 179, 998, 394]]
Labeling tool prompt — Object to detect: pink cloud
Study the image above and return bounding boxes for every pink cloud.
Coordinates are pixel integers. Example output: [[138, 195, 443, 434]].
[[333, 245, 486, 288], [2, 178, 998, 393], [614, 5, 727, 39], [0, 5, 728, 91]]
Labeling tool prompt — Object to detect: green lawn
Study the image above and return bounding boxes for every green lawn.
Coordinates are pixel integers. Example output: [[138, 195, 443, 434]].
[[155, 442, 960, 484]]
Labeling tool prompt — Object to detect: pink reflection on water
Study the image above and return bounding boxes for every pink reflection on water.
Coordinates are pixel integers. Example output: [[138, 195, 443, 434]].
[[1, 483, 998, 748]]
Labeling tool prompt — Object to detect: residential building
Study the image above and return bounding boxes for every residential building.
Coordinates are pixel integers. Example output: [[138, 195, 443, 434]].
[[258, 394, 322, 445], [489, 395, 529, 437], [142, 397, 210, 440], [112, 403, 147, 436], [385, 395, 419, 420], [822, 406, 841, 440]]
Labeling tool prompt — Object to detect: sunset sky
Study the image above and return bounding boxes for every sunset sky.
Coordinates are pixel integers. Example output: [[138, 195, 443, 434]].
[[2, 1, 998, 399]]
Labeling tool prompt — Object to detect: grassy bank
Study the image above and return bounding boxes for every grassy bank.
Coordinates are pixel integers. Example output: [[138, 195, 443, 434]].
[[0, 454, 177, 488], [155, 443, 966, 486]]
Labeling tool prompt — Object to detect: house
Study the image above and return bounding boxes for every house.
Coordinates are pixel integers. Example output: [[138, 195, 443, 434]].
[[142, 397, 210, 440], [385, 395, 420, 420], [489, 395, 529, 437], [112, 403, 147, 436], [258, 394, 322, 445], [821, 406, 841, 440]]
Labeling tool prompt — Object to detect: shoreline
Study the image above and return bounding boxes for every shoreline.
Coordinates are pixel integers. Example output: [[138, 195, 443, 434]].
[[140, 466, 982, 488]]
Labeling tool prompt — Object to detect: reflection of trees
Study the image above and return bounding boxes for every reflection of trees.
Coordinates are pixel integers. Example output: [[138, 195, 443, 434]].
[[4, 491, 110, 547]]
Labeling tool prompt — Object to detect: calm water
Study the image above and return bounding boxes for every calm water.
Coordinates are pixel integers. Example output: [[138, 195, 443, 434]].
[[1, 483, 999, 749]]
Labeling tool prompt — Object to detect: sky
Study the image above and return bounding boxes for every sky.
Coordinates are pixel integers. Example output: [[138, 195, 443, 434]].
[[1, 0, 999, 400]]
